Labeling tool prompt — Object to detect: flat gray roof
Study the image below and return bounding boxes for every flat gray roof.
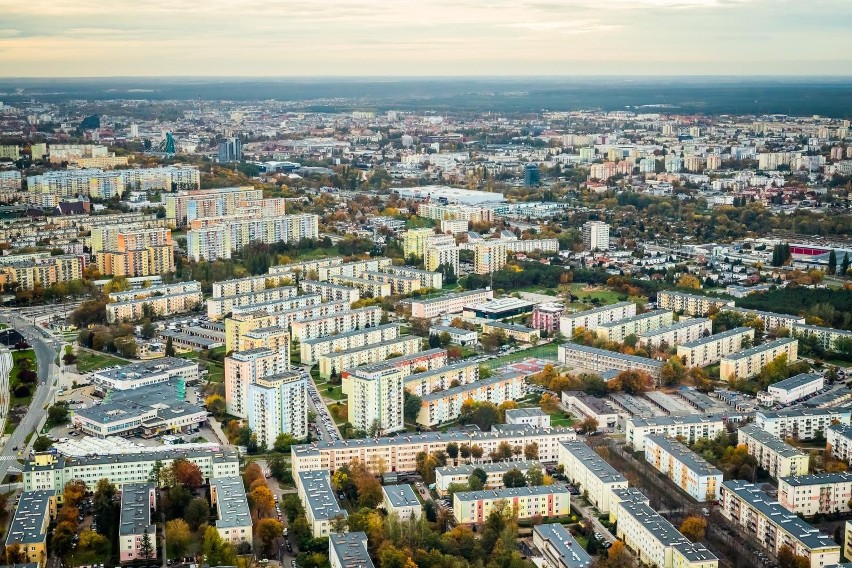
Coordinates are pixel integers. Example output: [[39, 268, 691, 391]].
[[119, 483, 154, 536], [5, 490, 55, 546], [211, 476, 252, 529], [505, 408, 547, 419], [559, 342, 663, 369], [759, 407, 850, 420], [597, 309, 670, 329], [679, 327, 752, 349], [420, 372, 522, 402], [321, 335, 419, 359], [724, 306, 805, 321], [563, 301, 633, 319], [92, 356, 196, 380], [298, 470, 346, 521], [645, 435, 722, 478], [455, 483, 570, 502], [330, 532, 374, 568], [76, 380, 205, 425], [629, 414, 723, 428], [382, 484, 420, 509], [793, 324, 852, 337], [617, 500, 717, 562], [780, 471, 852, 487], [436, 460, 540, 478], [637, 318, 710, 338], [723, 337, 797, 362], [560, 441, 626, 484], [534, 523, 593, 568], [739, 424, 806, 458], [303, 323, 400, 346], [768, 373, 822, 392]]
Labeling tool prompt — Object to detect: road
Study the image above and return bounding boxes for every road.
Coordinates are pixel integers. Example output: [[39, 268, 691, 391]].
[[0, 308, 63, 481], [302, 365, 341, 442]]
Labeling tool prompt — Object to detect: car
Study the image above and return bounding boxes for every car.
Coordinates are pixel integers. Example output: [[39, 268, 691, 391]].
[[283, 527, 288, 536], [291, 561, 297, 568], [603, 542, 612, 549]]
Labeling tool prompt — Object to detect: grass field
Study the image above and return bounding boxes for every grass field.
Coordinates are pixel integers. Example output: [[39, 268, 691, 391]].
[[319, 383, 346, 401], [327, 401, 348, 425], [206, 362, 224, 383], [485, 343, 558, 369], [75, 350, 128, 373], [547, 409, 575, 428]]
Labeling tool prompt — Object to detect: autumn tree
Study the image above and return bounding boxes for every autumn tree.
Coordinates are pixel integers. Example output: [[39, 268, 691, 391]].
[[166, 519, 192, 558], [256, 518, 284, 553], [579, 416, 599, 434], [539, 393, 560, 413], [679, 516, 707, 542], [205, 394, 226, 418], [524, 442, 539, 460], [173, 458, 203, 489], [249, 486, 276, 518]]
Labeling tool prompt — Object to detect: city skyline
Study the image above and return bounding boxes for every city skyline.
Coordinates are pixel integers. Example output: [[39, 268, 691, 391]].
[[1, 0, 851, 77]]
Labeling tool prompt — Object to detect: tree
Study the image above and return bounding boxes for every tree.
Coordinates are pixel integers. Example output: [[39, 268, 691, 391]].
[[523, 442, 539, 460], [165, 336, 175, 356], [205, 394, 226, 418], [330, 513, 348, 534], [502, 468, 527, 488], [525, 466, 545, 486], [243, 462, 265, 488], [173, 458, 203, 488], [660, 357, 686, 387], [33, 436, 52, 452], [468, 468, 487, 491], [249, 485, 276, 517], [185, 497, 210, 530], [403, 392, 422, 423], [47, 403, 70, 427], [273, 433, 297, 453], [64, 480, 87, 507], [140, 528, 154, 561], [446, 442, 459, 461], [352, 462, 383, 507], [166, 519, 192, 559], [613, 369, 653, 394], [778, 545, 810, 568], [842, 252, 850, 277], [202, 525, 238, 567], [539, 393, 560, 413], [141, 320, 156, 339], [828, 249, 838, 275], [256, 518, 284, 553], [579, 416, 599, 434], [677, 274, 701, 289], [679, 516, 707, 542], [114, 335, 138, 358], [93, 479, 118, 535]]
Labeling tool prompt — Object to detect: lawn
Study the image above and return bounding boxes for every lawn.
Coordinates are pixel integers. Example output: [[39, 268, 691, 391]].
[[319, 383, 346, 401], [824, 359, 852, 368], [547, 409, 575, 428], [485, 343, 559, 369], [10, 349, 37, 407], [206, 362, 224, 383], [75, 350, 127, 373], [327, 401, 348, 425]]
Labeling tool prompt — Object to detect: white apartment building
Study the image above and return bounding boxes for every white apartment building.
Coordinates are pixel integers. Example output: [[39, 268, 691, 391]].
[[290, 428, 576, 475], [404, 361, 479, 397], [329, 275, 391, 299], [118, 483, 157, 564], [106, 283, 203, 323], [347, 367, 405, 435], [473, 240, 509, 274], [720, 480, 840, 568], [558, 441, 627, 513], [318, 335, 422, 379], [381, 484, 422, 520], [766, 373, 824, 405], [209, 476, 253, 546], [317, 258, 394, 281], [792, 324, 852, 352], [363, 270, 422, 295], [297, 470, 347, 538], [506, 238, 560, 255], [206, 286, 299, 320], [778, 472, 852, 517], [212, 274, 281, 298], [756, 408, 851, 441], [582, 221, 610, 251], [559, 301, 637, 336], [416, 372, 525, 427], [626, 415, 725, 452], [505, 408, 551, 429], [561, 392, 619, 430], [329, 533, 374, 568], [644, 435, 723, 502], [300, 324, 401, 365], [428, 325, 479, 346], [558, 343, 663, 379], [248, 371, 308, 449], [532, 523, 593, 568], [434, 461, 541, 495], [738, 424, 809, 479], [720, 338, 798, 382], [408, 288, 493, 319], [827, 423, 852, 463], [425, 242, 460, 275], [722, 307, 806, 333], [224, 347, 287, 418], [677, 327, 755, 367], [383, 266, 443, 290], [595, 309, 674, 343], [657, 291, 734, 316], [638, 318, 712, 348], [289, 306, 383, 342]]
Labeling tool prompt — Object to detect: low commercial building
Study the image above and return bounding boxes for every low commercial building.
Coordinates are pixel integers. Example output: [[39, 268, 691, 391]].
[[558, 441, 626, 513], [626, 415, 725, 452], [792, 324, 852, 352], [638, 318, 712, 349], [615, 497, 718, 568], [434, 461, 540, 495], [381, 484, 422, 520], [644, 435, 723, 502], [453, 484, 571, 524], [329, 532, 374, 568], [4, 490, 56, 567], [417, 373, 526, 427], [595, 309, 674, 343], [23, 448, 239, 491], [757, 408, 851, 441], [404, 361, 479, 398], [297, 470, 347, 538], [463, 297, 535, 320], [766, 373, 824, 405], [722, 307, 806, 333], [429, 325, 478, 346], [559, 301, 637, 336], [91, 357, 199, 391], [778, 472, 852, 517], [657, 291, 734, 316], [318, 335, 422, 379], [720, 480, 840, 568], [300, 324, 401, 364], [738, 424, 809, 479], [482, 321, 541, 343], [561, 392, 618, 430], [533, 523, 593, 568], [119, 483, 156, 563], [558, 343, 663, 379], [409, 289, 493, 318], [505, 408, 551, 428], [827, 423, 852, 463], [291, 427, 576, 475], [720, 338, 798, 382], [210, 476, 253, 545], [677, 327, 755, 368]]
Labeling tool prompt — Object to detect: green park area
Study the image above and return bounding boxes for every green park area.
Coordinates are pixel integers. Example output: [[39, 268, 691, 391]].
[[74, 350, 127, 374], [485, 343, 558, 369]]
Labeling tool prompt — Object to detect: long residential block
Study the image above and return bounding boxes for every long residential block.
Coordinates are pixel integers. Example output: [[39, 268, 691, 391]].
[[657, 291, 734, 316], [827, 423, 852, 463], [533, 523, 593, 568], [206, 286, 298, 320], [756, 408, 851, 441], [210, 476, 253, 545], [738, 424, 809, 479], [595, 309, 674, 343], [626, 415, 725, 452], [559, 301, 637, 336], [792, 323, 852, 352], [300, 323, 401, 364], [558, 441, 627, 513], [297, 470, 347, 538], [408, 289, 494, 319], [434, 460, 541, 495], [5, 490, 57, 567], [404, 361, 479, 397], [300, 279, 361, 304], [778, 472, 852, 517], [720, 338, 798, 382], [453, 484, 571, 524], [722, 307, 806, 333], [638, 318, 712, 349], [677, 327, 755, 367], [119, 483, 157, 563], [559, 342, 663, 379], [644, 435, 723, 502], [416, 372, 526, 427], [318, 335, 422, 379], [289, 306, 383, 342]]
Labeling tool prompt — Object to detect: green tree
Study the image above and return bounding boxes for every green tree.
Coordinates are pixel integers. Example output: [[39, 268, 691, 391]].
[[842, 252, 850, 277], [828, 249, 838, 275], [185, 497, 210, 530], [140, 528, 154, 562], [502, 468, 526, 488], [166, 519, 192, 559], [165, 336, 175, 357], [403, 392, 422, 422], [525, 465, 545, 486]]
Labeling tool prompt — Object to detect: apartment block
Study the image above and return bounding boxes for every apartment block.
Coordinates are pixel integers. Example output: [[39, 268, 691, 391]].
[[187, 214, 319, 261], [318, 258, 394, 281], [435, 461, 541, 495], [4, 490, 56, 567], [330, 532, 374, 568], [361, 270, 420, 295], [756, 408, 851, 441], [453, 485, 571, 524], [318, 335, 422, 379], [792, 324, 852, 352], [738, 424, 809, 479], [532, 302, 565, 333], [248, 371, 308, 449], [532, 522, 593, 568], [239, 326, 291, 364], [290, 427, 576, 475], [827, 423, 852, 463], [268, 257, 343, 279], [778, 472, 852, 517], [582, 221, 610, 251], [165, 186, 263, 227], [722, 307, 806, 333], [626, 415, 725, 452], [558, 441, 627, 513], [402, 228, 437, 258], [224, 310, 276, 353], [657, 291, 734, 316], [424, 242, 460, 274], [382, 484, 422, 520], [209, 476, 253, 545], [330, 275, 391, 298], [677, 327, 755, 368], [429, 325, 479, 346], [383, 266, 443, 290], [506, 238, 560, 255], [404, 361, 479, 397], [300, 280, 361, 304], [720, 480, 840, 568], [186, 225, 232, 261], [558, 343, 663, 379], [232, 299, 349, 333], [596, 309, 674, 343], [644, 435, 723, 501], [416, 372, 526, 427], [0, 254, 86, 291], [206, 286, 298, 320], [212, 274, 285, 298], [347, 366, 405, 434], [342, 349, 448, 394], [119, 483, 157, 563], [301, 324, 400, 365], [559, 301, 637, 336], [289, 306, 383, 342], [638, 318, 712, 348], [409, 288, 493, 318], [297, 470, 347, 538], [225, 347, 287, 418], [106, 282, 202, 323], [720, 338, 799, 382]]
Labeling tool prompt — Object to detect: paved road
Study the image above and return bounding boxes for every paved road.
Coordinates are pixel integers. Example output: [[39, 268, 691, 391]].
[[301, 364, 341, 442], [0, 309, 63, 481]]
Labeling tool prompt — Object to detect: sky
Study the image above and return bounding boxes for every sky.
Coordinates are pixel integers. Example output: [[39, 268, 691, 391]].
[[0, 0, 850, 77]]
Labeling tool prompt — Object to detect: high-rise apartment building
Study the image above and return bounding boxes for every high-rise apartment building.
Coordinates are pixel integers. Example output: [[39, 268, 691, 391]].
[[473, 240, 508, 275], [347, 367, 405, 435], [218, 137, 242, 163], [582, 221, 610, 251], [95, 227, 175, 277], [248, 370, 308, 448], [224, 348, 286, 418]]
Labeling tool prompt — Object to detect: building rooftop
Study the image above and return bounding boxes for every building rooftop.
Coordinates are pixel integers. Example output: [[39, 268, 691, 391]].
[[679, 327, 753, 349], [758, 407, 850, 420], [645, 435, 723, 478], [411, 289, 492, 306], [563, 392, 617, 415], [637, 317, 711, 338], [23, 447, 238, 473], [722, 480, 838, 550], [793, 324, 852, 337], [768, 373, 822, 393], [723, 338, 797, 362], [436, 460, 540, 478], [465, 297, 535, 313], [828, 423, 852, 440], [596, 309, 671, 329], [504, 408, 548, 420], [563, 301, 634, 319], [76, 380, 205, 425], [659, 290, 731, 302], [119, 483, 154, 536], [92, 357, 196, 382], [420, 372, 522, 402], [329, 532, 375, 568], [321, 335, 420, 359], [298, 470, 347, 521], [5, 490, 55, 546], [628, 414, 723, 428], [349, 348, 446, 375], [617, 499, 717, 562], [382, 484, 420, 509], [211, 476, 252, 529], [303, 323, 400, 346], [454, 483, 570, 502], [429, 325, 477, 336], [533, 523, 593, 568], [560, 441, 626, 484], [560, 342, 664, 369], [724, 306, 806, 321], [739, 424, 807, 459], [780, 471, 852, 487], [404, 361, 477, 385], [483, 321, 538, 333]]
